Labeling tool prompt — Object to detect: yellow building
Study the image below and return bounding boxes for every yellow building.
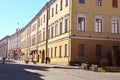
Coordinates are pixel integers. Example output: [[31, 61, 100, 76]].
[[20, 0, 120, 66]]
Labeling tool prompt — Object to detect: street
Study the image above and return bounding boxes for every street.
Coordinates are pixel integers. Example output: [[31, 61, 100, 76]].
[[0, 60, 120, 80]]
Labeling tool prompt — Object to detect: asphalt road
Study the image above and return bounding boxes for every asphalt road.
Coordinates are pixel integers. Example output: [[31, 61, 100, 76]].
[[0, 60, 48, 80], [0, 60, 120, 80]]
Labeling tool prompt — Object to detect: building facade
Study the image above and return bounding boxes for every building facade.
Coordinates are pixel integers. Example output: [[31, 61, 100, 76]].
[[0, 36, 10, 58], [17, 0, 120, 66], [8, 29, 21, 60], [70, 0, 120, 65]]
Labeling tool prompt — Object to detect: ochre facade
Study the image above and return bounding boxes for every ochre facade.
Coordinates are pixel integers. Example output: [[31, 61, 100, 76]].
[[20, 0, 120, 65]]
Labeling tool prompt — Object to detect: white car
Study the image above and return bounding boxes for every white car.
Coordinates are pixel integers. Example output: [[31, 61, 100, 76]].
[[0, 57, 2, 61]]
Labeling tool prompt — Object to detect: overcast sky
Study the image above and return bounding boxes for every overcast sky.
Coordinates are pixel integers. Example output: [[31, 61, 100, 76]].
[[0, 0, 50, 39]]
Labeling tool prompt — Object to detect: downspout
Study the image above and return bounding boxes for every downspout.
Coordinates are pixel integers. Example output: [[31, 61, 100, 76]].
[[45, 2, 49, 64], [68, 0, 72, 65]]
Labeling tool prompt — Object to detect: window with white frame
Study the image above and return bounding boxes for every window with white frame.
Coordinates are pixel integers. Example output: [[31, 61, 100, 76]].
[[44, 14, 45, 23], [43, 30, 45, 41], [32, 35, 35, 46], [51, 27, 54, 38], [59, 18, 63, 35], [38, 31, 42, 43], [32, 23, 36, 32], [64, 15, 69, 33], [95, 15, 103, 33], [52, 8, 54, 17], [51, 48, 53, 58], [60, 0, 63, 11], [37, 18, 40, 27], [56, 4, 58, 14], [55, 24, 58, 36], [48, 28, 50, 39], [77, 14, 86, 32], [59, 45, 62, 58], [96, 0, 102, 6], [54, 47, 57, 57], [64, 44, 68, 57], [111, 17, 119, 34], [65, 18, 68, 33], [41, 18, 42, 25], [60, 22, 63, 35], [65, 0, 68, 7]]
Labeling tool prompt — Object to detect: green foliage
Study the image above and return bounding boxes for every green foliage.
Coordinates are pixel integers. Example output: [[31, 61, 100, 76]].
[[100, 58, 108, 68]]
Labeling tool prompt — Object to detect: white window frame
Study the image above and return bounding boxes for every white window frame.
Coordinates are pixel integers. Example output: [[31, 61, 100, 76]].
[[59, 18, 63, 35], [64, 14, 69, 33], [54, 21, 58, 36], [48, 27, 50, 39], [111, 16, 120, 34], [77, 13, 87, 32], [94, 15, 104, 33], [96, 0, 102, 6]]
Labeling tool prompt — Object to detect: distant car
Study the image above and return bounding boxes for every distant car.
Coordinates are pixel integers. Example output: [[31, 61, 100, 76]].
[[0, 57, 2, 60], [0, 56, 6, 60]]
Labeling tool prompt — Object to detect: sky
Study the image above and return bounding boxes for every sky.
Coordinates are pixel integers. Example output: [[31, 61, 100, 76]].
[[0, 0, 50, 39]]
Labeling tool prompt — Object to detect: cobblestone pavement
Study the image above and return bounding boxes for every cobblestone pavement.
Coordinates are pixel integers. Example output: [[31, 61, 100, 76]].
[[0, 60, 120, 80]]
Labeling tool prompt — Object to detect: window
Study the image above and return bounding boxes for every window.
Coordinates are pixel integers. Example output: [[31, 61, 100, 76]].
[[51, 27, 54, 38], [59, 45, 62, 57], [79, 0, 85, 4], [60, 0, 63, 11], [78, 17, 85, 31], [32, 35, 35, 46], [113, 46, 119, 48], [112, 20, 119, 34], [38, 32, 42, 43], [37, 18, 40, 27], [95, 19, 102, 32], [44, 15, 45, 23], [32, 24, 36, 32], [78, 44, 85, 56], [48, 28, 50, 39], [60, 22, 63, 35], [96, 0, 102, 6], [48, 9, 50, 19], [55, 24, 58, 36], [96, 45, 102, 57], [65, 18, 68, 33], [112, 0, 118, 8], [66, 0, 68, 7], [54, 47, 57, 57], [64, 44, 68, 57], [43, 30, 45, 41], [51, 48, 53, 58], [41, 18, 42, 25], [47, 48, 49, 57], [52, 8, 54, 17], [56, 4, 58, 14]]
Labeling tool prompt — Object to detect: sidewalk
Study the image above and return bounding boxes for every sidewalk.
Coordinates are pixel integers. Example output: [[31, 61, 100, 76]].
[[12, 60, 80, 69]]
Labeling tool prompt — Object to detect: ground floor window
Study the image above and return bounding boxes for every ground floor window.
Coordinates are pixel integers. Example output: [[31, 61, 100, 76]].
[[96, 45, 102, 57], [64, 44, 68, 57], [78, 44, 85, 56], [59, 45, 62, 58]]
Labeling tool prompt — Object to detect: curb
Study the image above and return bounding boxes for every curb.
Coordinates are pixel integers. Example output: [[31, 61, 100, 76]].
[[12, 60, 80, 69]]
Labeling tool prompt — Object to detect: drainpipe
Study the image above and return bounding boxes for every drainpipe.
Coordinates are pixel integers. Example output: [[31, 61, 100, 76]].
[[68, 0, 71, 65], [45, 3, 49, 64]]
